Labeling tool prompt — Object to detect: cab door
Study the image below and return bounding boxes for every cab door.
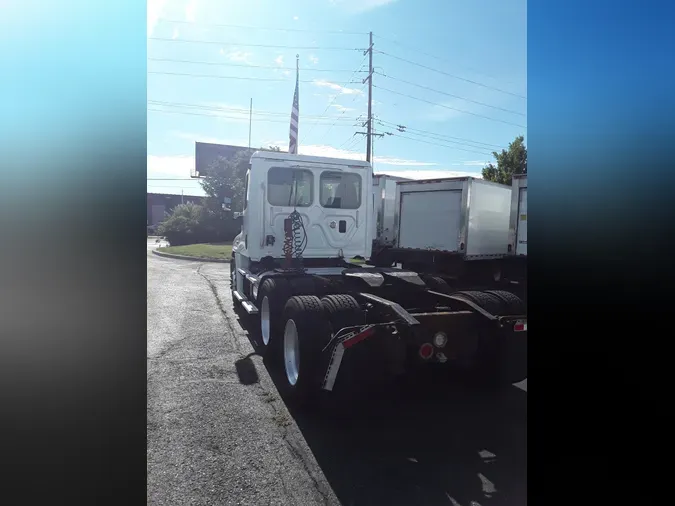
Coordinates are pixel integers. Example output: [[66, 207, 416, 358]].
[[315, 170, 367, 257]]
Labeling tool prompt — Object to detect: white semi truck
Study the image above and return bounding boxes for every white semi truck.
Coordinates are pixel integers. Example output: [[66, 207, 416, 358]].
[[230, 151, 527, 407]]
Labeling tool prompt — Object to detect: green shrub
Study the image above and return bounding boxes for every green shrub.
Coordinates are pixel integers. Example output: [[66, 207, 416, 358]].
[[156, 202, 242, 246], [157, 203, 206, 246]]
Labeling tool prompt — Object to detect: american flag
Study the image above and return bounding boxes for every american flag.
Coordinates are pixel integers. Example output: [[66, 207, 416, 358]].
[[288, 55, 299, 154]]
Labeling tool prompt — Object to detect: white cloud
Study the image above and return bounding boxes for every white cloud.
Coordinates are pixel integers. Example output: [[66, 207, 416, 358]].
[[295, 144, 437, 167], [282, 70, 291, 77], [462, 160, 491, 166], [274, 55, 284, 66], [185, 0, 197, 22], [171, 27, 179, 40], [312, 79, 362, 95], [329, 0, 397, 13], [221, 50, 253, 64], [293, 16, 299, 21], [171, 130, 249, 144], [147, 144, 480, 189], [148, 154, 195, 179], [309, 55, 319, 65], [147, 0, 167, 37], [330, 104, 354, 113]]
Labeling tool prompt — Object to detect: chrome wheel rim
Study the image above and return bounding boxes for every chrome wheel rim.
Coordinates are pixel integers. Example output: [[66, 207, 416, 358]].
[[284, 319, 300, 386], [261, 296, 271, 346]]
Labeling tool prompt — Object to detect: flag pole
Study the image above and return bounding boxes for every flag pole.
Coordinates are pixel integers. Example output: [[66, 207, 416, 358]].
[[289, 54, 300, 154]]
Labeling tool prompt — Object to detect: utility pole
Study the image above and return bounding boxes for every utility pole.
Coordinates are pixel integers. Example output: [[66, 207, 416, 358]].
[[365, 31, 373, 162]]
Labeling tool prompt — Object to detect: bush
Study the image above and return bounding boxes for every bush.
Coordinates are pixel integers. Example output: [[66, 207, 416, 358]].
[[157, 203, 205, 246], [157, 202, 242, 246]]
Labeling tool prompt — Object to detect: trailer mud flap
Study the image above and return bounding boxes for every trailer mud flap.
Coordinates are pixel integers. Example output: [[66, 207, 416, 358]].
[[321, 325, 377, 391]]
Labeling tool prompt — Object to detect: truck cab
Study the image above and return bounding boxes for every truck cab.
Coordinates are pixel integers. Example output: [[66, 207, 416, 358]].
[[233, 151, 374, 265]]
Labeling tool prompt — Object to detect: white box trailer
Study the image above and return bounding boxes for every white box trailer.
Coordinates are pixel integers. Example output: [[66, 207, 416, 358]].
[[393, 177, 512, 259], [372, 174, 412, 248], [508, 174, 527, 257]]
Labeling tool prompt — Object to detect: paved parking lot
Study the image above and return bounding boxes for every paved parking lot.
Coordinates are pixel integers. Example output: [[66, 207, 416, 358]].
[[147, 250, 527, 506]]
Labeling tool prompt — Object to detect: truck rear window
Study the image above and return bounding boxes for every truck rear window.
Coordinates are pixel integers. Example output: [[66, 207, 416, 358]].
[[267, 167, 313, 207], [320, 172, 362, 209]]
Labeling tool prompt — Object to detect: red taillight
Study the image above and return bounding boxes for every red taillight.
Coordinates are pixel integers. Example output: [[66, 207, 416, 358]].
[[513, 320, 527, 332], [343, 326, 376, 349], [419, 343, 434, 360]]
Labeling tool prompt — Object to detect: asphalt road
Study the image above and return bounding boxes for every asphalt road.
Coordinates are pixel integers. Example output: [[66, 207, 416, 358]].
[[147, 244, 527, 506]]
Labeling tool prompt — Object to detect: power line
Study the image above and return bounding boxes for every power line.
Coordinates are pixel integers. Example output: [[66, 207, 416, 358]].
[[374, 85, 527, 129], [147, 108, 357, 127], [373, 34, 515, 85], [376, 119, 506, 150], [300, 52, 370, 144], [157, 18, 368, 35], [148, 71, 358, 85], [376, 50, 527, 100], [148, 57, 366, 73], [386, 129, 494, 155], [384, 131, 495, 156], [313, 82, 369, 145], [375, 71, 526, 116], [148, 37, 362, 51], [148, 100, 361, 121]]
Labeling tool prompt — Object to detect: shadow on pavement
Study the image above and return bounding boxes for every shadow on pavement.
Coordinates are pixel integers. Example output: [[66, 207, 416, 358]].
[[233, 306, 527, 506]]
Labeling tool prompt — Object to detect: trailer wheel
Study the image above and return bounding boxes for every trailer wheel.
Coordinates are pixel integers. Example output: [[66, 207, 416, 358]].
[[424, 276, 451, 294], [485, 290, 526, 315], [258, 277, 291, 355], [281, 295, 331, 408], [453, 290, 503, 315], [321, 294, 363, 328]]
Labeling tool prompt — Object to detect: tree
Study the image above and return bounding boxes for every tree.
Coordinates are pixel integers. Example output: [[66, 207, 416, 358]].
[[482, 135, 527, 186], [199, 145, 282, 214], [200, 150, 250, 214]]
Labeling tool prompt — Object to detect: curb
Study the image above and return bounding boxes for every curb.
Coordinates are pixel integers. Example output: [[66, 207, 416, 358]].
[[152, 249, 230, 263]]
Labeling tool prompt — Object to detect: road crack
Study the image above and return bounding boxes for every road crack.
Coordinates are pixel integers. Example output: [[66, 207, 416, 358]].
[[197, 265, 243, 355]]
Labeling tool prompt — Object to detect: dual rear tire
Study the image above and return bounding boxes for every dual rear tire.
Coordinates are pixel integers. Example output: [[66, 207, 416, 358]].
[[278, 294, 363, 408]]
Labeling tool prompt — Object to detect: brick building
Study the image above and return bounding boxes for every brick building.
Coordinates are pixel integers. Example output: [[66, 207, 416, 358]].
[[147, 192, 206, 228]]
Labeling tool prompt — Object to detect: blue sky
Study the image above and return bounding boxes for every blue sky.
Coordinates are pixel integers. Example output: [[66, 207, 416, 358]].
[[147, 0, 526, 196]]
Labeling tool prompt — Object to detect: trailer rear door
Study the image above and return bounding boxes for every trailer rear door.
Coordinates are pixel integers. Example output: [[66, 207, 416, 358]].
[[398, 190, 462, 251], [515, 187, 527, 255]]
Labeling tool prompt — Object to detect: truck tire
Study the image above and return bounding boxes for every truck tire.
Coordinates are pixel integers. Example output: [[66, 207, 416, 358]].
[[258, 277, 291, 355], [485, 290, 526, 315], [453, 290, 503, 316], [280, 295, 331, 408], [424, 276, 451, 294], [454, 290, 527, 388], [320, 294, 363, 330]]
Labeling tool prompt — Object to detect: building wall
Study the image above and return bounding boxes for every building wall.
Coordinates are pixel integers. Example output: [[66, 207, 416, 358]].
[[147, 193, 206, 227]]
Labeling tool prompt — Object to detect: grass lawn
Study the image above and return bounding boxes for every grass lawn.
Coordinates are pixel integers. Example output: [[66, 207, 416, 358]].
[[159, 242, 232, 260]]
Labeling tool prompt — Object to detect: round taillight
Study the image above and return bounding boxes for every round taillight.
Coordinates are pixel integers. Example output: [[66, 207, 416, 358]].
[[419, 343, 434, 360], [433, 332, 448, 348]]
